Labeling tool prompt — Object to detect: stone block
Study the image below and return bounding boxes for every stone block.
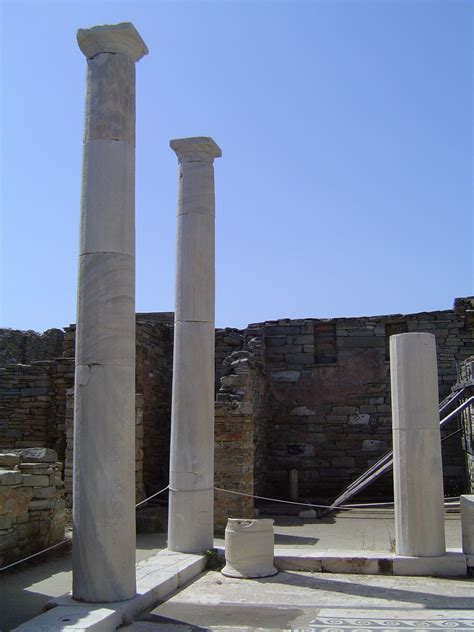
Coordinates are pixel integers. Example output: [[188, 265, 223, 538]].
[[393, 552, 466, 577], [10, 447, 57, 463], [348, 413, 370, 425], [0, 531, 18, 552], [290, 406, 315, 416], [362, 439, 386, 451], [21, 474, 50, 486], [0, 470, 22, 485], [270, 371, 300, 382], [0, 453, 20, 468]]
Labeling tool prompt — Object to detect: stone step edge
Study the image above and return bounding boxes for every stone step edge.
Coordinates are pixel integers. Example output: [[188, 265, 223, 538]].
[[215, 546, 469, 577], [12, 549, 206, 631]]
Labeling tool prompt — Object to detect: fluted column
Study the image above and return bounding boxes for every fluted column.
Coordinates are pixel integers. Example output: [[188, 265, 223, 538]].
[[73, 22, 148, 602], [390, 332, 446, 557], [168, 137, 221, 553]]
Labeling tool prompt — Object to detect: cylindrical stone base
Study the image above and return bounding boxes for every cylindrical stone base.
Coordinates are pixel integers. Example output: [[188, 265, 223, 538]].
[[390, 332, 446, 557], [222, 519, 278, 578]]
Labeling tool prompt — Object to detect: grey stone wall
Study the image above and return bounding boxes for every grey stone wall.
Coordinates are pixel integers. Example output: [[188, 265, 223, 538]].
[[0, 359, 74, 461], [0, 328, 64, 366]]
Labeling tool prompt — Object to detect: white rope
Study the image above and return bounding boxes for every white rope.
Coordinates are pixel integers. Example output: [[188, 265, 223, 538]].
[[0, 538, 70, 572], [214, 486, 461, 511], [135, 485, 169, 508]]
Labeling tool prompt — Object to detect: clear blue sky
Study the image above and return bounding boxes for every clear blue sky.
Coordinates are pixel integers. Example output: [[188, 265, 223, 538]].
[[1, 0, 472, 332]]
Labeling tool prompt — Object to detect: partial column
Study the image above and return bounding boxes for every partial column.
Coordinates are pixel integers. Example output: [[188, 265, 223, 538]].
[[390, 332, 446, 557], [73, 23, 148, 602], [168, 137, 222, 553]]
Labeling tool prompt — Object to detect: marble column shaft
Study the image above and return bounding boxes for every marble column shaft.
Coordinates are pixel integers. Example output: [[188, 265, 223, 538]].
[[73, 23, 148, 602], [168, 137, 221, 553], [390, 332, 446, 557]]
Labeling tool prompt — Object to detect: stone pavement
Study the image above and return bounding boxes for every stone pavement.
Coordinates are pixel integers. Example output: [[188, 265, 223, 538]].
[[124, 570, 474, 631]]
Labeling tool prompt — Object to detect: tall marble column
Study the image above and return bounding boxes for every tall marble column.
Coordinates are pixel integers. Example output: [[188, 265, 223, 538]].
[[390, 332, 446, 557], [73, 23, 148, 602], [168, 137, 221, 553]]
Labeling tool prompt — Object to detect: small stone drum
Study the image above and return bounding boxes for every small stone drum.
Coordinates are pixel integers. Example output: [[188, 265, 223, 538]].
[[221, 518, 278, 578]]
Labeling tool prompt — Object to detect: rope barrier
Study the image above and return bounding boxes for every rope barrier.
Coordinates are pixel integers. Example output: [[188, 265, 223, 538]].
[[0, 484, 461, 573]]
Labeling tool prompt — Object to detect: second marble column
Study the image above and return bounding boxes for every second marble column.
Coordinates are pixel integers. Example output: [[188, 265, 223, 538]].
[[168, 137, 221, 553]]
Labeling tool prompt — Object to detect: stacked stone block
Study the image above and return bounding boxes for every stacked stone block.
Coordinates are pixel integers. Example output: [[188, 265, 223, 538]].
[[214, 348, 267, 531], [0, 360, 74, 461], [0, 328, 64, 366], [0, 448, 65, 568]]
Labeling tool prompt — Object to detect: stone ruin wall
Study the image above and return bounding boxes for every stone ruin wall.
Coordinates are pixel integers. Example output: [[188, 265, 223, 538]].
[[0, 448, 65, 568], [214, 328, 268, 530], [258, 296, 473, 500]]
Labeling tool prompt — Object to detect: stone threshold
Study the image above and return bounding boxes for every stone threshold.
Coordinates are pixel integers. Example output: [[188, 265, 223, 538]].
[[12, 549, 206, 631], [276, 548, 467, 577], [215, 546, 469, 577]]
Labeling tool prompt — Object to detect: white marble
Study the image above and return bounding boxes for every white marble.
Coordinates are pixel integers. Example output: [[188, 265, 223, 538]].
[[80, 140, 135, 256], [175, 212, 215, 322], [390, 333, 446, 557], [168, 137, 221, 554], [73, 364, 136, 602], [84, 54, 136, 145], [77, 22, 148, 62], [222, 519, 278, 578], [76, 252, 135, 366], [73, 22, 147, 603], [460, 495, 474, 554]]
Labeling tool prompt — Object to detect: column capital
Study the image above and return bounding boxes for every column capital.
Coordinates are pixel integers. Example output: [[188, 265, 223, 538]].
[[77, 22, 148, 62], [170, 137, 222, 163]]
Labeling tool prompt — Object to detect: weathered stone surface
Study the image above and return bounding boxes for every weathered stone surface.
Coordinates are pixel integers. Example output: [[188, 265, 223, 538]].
[[0, 453, 20, 468], [0, 470, 22, 485], [11, 447, 57, 463], [348, 413, 370, 425], [291, 406, 316, 416]]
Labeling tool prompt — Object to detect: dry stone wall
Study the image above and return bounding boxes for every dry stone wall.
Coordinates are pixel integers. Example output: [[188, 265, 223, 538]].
[[214, 341, 268, 531], [0, 359, 74, 462], [0, 328, 64, 365], [0, 448, 65, 568]]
